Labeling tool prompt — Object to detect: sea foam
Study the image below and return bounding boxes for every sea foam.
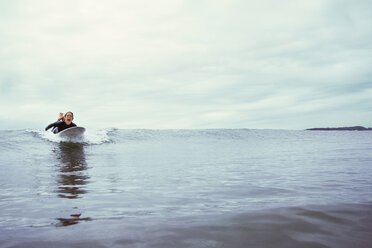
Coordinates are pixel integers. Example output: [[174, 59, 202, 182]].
[[27, 128, 112, 145]]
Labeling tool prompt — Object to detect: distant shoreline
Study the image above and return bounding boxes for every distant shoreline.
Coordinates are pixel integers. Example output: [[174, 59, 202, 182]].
[[306, 126, 372, 131]]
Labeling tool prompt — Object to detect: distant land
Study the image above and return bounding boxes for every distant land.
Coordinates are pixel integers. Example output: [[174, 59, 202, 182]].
[[306, 126, 372, 131]]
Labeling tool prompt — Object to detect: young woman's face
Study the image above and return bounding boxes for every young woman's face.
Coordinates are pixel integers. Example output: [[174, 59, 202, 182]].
[[64, 112, 73, 123]]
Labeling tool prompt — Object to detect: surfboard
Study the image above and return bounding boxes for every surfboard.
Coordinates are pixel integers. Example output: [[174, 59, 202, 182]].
[[57, 126, 86, 141]]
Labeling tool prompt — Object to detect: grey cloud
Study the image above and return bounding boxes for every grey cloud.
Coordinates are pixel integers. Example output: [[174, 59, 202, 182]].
[[0, 0, 371, 129]]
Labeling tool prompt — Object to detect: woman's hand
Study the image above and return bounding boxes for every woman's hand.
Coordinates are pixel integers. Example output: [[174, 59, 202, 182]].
[[58, 112, 64, 121]]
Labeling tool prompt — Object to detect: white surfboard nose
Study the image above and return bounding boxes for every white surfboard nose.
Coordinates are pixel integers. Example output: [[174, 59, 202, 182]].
[[57, 127, 86, 142]]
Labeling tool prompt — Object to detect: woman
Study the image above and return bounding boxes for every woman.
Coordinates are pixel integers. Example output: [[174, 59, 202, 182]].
[[45, 112, 77, 134]]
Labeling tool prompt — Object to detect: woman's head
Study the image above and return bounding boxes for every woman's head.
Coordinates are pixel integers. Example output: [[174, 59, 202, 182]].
[[64, 112, 74, 124]]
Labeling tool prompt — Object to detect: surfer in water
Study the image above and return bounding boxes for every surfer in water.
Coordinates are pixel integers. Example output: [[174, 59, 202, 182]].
[[45, 112, 77, 134]]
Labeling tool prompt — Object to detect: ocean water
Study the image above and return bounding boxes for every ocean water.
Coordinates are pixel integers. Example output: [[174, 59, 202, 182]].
[[0, 128, 371, 248]]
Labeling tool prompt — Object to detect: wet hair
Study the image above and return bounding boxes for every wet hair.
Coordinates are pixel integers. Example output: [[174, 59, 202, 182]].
[[64, 111, 74, 118]]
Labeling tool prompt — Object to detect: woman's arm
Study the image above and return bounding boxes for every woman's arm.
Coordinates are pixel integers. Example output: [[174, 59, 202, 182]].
[[45, 121, 59, 131]]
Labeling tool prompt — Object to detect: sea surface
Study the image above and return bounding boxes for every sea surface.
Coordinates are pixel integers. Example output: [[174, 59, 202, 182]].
[[0, 128, 371, 248]]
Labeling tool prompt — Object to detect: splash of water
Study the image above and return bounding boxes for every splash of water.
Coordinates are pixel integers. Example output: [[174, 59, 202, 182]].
[[26, 128, 112, 145]]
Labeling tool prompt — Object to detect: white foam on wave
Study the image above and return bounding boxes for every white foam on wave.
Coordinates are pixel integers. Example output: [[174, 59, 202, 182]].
[[27, 128, 112, 145], [84, 128, 112, 145]]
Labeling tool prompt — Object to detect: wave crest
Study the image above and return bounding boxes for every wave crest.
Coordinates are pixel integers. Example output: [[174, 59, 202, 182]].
[[27, 128, 112, 145]]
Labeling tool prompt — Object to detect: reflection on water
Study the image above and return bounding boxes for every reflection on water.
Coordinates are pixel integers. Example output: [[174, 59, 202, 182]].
[[56, 142, 89, 199], [54, 142, 92, 226]]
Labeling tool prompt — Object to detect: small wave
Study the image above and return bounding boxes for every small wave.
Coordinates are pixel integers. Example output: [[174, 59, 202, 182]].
[[26, 128, 112, 145], [84, 128, 112, 145], [26, 129, 60, 143]]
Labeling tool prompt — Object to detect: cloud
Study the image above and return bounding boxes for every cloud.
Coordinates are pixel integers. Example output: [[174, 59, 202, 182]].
[[0, 0, 371, 130]]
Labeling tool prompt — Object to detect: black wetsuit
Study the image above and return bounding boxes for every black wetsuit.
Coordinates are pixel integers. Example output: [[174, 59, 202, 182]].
[[45, 121, 77, 134]]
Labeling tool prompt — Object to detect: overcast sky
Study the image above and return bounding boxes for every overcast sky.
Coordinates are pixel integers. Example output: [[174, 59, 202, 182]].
[[1, 0, 371, 130]]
